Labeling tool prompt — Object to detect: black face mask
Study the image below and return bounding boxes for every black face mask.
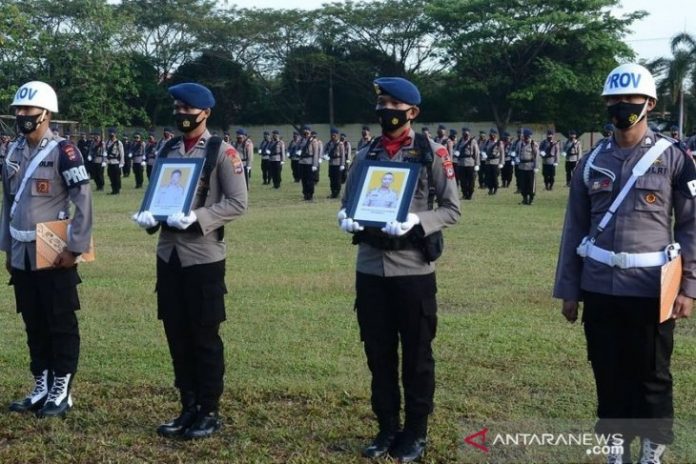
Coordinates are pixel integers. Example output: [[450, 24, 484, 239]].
[[16, 113, 44, 134], [174, 112, 203, 133], [607, 101, 647, 130], [376, 108, 410, 132]]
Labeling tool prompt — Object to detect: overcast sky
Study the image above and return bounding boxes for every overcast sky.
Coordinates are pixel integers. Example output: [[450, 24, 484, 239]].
[[225, 0, 695, 62]]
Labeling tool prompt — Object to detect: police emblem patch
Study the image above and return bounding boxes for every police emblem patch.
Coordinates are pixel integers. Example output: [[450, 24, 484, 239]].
[[645, 193, 657, 204], [35, 179, 50, 194]]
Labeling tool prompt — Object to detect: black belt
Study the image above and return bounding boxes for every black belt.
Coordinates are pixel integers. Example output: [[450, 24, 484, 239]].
[[353, 230, 419, 251]]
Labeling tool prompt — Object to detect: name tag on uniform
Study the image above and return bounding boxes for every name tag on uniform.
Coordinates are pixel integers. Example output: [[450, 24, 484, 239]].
[[590, 178, 613, 192]]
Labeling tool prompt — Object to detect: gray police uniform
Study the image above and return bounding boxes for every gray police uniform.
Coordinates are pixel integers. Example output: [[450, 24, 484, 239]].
[[0, 128, 92, 377], [517, 139, 538, 204], [259, 137, 271, 184], [131, 139, 146, 188], [539, 139, 559, 190], [287, 137, 301, 183], [325, 139, 346, 198], [233, 138, 253, 189], [454, 135, 480, 199], [482, 138, 503, 194], [268, 138, 285, 189], [342, 128, 460, 436], [88, 138, 105, 191], [148, 129, 247, 414], [299, 136, 320, 200], [563, 138, 582, 184], [105, 138, 124, 194], [145, 140, 157, 180], [554, 130, 696, 445]]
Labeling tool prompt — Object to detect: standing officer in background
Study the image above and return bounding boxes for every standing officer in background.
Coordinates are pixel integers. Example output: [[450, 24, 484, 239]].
[[516, 128, 538, 205], [312, 130, 324, 185], [340, 132, 352, 183], [77, 133, 90, 165], [421, 126, 431, 139], [122, 135, 132, 178], [554, 63, 696, 464], [539, 129, 559, 191], [259, 131, 271, 185], [130, 132, 146, 189], [324, 128, 346, 198], [357, 125, 373, 152], [298, 125, 319, 201], [476, 130, 487, 189], [268, 129, 285, 189], [105, 128, 124, 195], [287, 131, 302, 183], [89, 132, 106, 191], [133, 83, 247, 440], [145, 132, 158, 181], [501, 131, 515, 188], [338, 77, 460, 462], [233, 128, 254, 189], [1, 81, 92, 417], [155, 127, 174, 157], [600, 123, 614, 145], [482, 128, 504, 195], [563, 129, 582, 186], [454, 127, 480, 199]]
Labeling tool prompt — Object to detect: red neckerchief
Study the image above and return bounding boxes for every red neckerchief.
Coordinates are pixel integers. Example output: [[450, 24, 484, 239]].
[[380, 129, 412, 158], [183, 134, 202, 153]]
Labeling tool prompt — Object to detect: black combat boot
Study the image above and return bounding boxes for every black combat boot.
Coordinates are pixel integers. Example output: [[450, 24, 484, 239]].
[[37, 373, 73, 418], [9, 370, 50, 413], [182, 409, 222, 440], [156, 390, 198, 438], [362, 415, 400, 459], [390, 416, 427, 462]]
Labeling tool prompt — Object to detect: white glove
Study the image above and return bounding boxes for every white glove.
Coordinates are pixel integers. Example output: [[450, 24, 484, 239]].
[[554, 163, 558, 167], [345, 159, 351, 165], [382, 213, 420, 237], [481, 152, 488, 160], [498, 164, 503, 168], [474, 165, 480, 172], [265, 149, 271, 155], [281, 161, 285, 165], [87, 155, 92, 162], [312, 166, 317, 172], [101, 161, 107, 167], [128, 153, 133, 158], [119, 164, 124, 168], [338, 208, 363, 232], [340, 165, 345, 171], [454, 150, 460, 157], [246, 166, 251, 173], [141, 161, 146, 166], [295, 150, 301, 156], [318, 157, 323, 164], [133, 210, 158, 229], [534, 168, 539, 173], [166, 211, 197, 230]]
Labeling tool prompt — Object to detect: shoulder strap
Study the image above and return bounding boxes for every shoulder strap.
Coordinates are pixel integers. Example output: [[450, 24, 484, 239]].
[[10, 139, 59, 218], [591, 137, 672, 240]]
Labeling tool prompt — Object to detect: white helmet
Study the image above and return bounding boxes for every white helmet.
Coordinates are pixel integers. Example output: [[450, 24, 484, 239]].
[[11, 81, 59, 113], [601, 63, 657, 100]]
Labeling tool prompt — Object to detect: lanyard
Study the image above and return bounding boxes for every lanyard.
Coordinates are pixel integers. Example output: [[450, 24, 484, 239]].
[[10, 139, 59, 219]]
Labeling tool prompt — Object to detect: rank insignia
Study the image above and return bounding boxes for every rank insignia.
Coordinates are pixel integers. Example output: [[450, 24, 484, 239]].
[[35, 179, 50, 194]]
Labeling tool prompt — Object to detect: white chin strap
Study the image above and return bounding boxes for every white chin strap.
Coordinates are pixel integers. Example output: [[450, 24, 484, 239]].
[[629, 100, 650, 129]]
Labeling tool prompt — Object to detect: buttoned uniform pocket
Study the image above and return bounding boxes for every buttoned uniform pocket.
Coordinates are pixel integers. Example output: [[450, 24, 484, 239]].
[[52, 268, 82, 314], [197, 282, 227, 326], [420, 296, 438, 341], [30, 166, 57, 197], [634, 175, 668, 212]]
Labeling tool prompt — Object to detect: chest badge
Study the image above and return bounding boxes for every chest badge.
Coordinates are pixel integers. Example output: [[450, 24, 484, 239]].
[[645, 193, 657, 204], [35, 179, 50, 194]]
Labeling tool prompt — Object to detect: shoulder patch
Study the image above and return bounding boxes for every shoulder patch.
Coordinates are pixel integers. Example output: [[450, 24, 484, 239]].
[[436, 147, 448, 158], [59, 141, 89, 188], [226, 147, 243, 174]]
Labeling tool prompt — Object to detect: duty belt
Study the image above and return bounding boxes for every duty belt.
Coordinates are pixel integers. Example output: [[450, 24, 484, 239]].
[[10, 226, 36, 242], [576, 237, 679, 269], [353, 230, 419, 251]]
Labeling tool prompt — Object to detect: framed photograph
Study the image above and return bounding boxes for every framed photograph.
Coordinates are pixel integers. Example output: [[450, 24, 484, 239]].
[[346, 160, 421, 228], [139, 158, 205, 221]]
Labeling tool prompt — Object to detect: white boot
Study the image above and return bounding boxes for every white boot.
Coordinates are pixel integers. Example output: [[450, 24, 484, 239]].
[[639, 438, 666, 464], [37, 373, 73, 418], [8, 369, 49, 412]]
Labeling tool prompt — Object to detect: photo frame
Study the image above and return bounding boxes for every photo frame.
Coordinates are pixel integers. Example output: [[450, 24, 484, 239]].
[[139, 158, 205, 221], [346, 160, 421, 228]]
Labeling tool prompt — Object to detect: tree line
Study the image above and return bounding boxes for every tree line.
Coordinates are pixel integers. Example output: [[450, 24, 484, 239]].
[[4, 0, 690, 136]]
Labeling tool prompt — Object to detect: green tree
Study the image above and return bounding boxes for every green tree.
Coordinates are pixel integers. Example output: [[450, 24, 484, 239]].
[[427, 0, 645, 133]]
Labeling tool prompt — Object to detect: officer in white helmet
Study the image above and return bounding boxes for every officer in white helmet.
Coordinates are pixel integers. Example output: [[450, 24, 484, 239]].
[[554, 63, 696, 464], [0, 81, 93, 418]]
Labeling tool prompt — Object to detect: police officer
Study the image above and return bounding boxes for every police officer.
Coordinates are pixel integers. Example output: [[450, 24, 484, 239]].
[[131, 132, 146, 188], [357, 125, 373, 152], [88, 132, 106, 191], [554, 63, 696, 464], [338, 77, 460, 462], [287, 131, 301, 183], [133, 82, 247, 440], [516, 128, 538, 204], [512, 128, 523, 192], [222, 131, 230, 144], [501, 131, 514, 188], [145, 132, 158, 181], [312, 130, 323, 185], [434, 124, 449, 149], [482, 128, 504, 195], [563, 129, 582, 186], [421, 126, 431, 139], [122, 135, 132, 178], [76, 132, 90, 165], [600, 123, 614, 144], [324, 127, 345, 198], [259, 130, 271, 185], [454, 127, 480, 199], [1, 81, 93, 418], [340, 132, 351, 184], [268, 129, 285, 189], [476, 130, 487, 188], [298, 125, 319, 201], [155, 127, 174, 157], [539, 129, 559, 190], [233, 128, 254, 189], [105, 128, 124, 195]]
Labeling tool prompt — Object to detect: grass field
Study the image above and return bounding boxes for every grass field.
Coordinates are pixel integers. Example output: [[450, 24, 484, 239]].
[[0, 166, 695, 463]]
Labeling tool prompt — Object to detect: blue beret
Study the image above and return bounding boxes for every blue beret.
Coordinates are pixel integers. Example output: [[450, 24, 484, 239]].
[[489, 128, 498, 135], [164, 127, 173, 133], [108, 127, 116, 134], [340, 133, 347, 137], [223, 131, 230, 136], [263, 131, 270, 136], [569, 129, 577, 135], [516, 128, 522, 134], [133, 132, 141, 137], [293, 131, 299, 135], [373, 77, 421, 105], [330, 127, 339, 134], [502, 131, 510, 138], [272, 129, 279, 135], [479, 130, 486, 135], [438, 124, 446, 130], [546, 129, 554, 135], [148, 132, 155, 137], [235, 128, 246, 135], [311, 130, 317, 136], [462, 127, 469, 132], [421, 127, 430, 132], [168, 82, 215, 109], [302, 125, 312, 131], [671, 125, 679, 131], [449, 129, 457, 136], [603, 123, 614, 132], [362, 125, 370, 131], [523, 128, 533, 137]]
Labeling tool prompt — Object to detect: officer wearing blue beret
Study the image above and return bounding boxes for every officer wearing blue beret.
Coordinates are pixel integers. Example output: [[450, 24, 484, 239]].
[[338, 76, 460, 462], [105, 127, 124, 194], [358, 125, 373, 152], [268, 129, 285, 189], [297, 125, 320, 200], [233, 128, 253, 189], [134, 82, 248, 440], [324, 127, 345, 198], [259, 130, 272, 185]]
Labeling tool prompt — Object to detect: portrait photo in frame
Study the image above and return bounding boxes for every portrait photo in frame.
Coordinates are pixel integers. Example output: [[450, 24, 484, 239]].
[[139, 158, 205, 221], [346, 160, 421, 228]]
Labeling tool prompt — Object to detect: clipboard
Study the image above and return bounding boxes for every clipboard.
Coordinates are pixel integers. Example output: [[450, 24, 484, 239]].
[[659, 255, 682, 323], [35, 220, 95, 269]]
